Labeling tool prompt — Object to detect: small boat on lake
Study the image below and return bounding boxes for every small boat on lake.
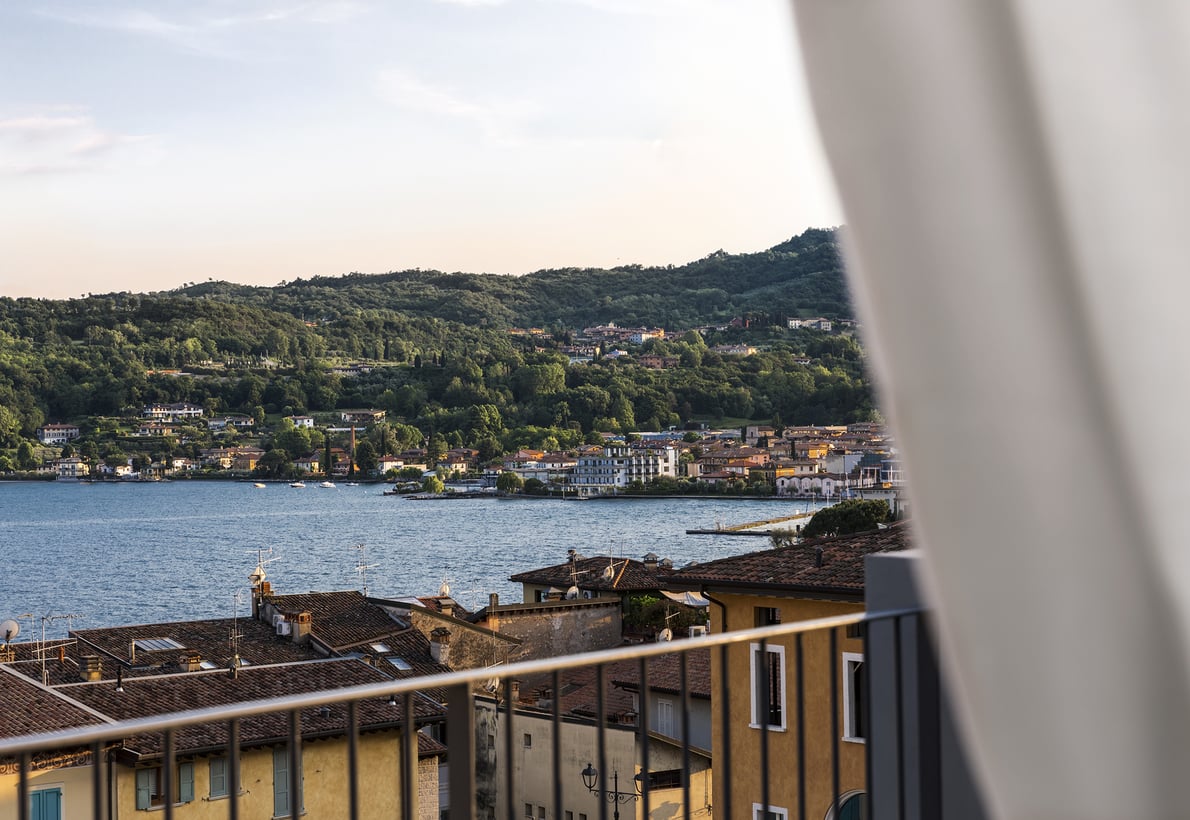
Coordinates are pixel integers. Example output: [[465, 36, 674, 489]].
[[290, 481, 306, 488], [319, 481, 336, 488], [253, 482, 267, 489]]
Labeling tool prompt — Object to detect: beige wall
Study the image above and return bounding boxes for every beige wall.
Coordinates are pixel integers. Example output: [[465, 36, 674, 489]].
[[0, 758, 95, 820], [712, 594, 865, 820]]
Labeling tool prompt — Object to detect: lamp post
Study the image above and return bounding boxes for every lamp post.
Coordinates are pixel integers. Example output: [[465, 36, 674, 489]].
[[580, 763, 642, 820]]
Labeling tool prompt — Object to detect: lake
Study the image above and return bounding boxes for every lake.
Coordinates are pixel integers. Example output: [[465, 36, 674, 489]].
[[0, 481, 825, 638]]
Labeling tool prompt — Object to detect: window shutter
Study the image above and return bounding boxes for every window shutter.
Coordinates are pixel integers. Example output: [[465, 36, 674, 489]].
[[136, 770, 153, 810], [209, 757, 227, 798], [273, 747, 290, 817], [178, 762, 194, 803]]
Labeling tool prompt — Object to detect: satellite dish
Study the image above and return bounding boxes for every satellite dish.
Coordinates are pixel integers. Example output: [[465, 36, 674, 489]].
[[483, 678, 499, 694], [439, 580, 451, 597], [656, 628, 673, 643], [601, 565, 616, 582], [565, 586, 580, 600], [0, 620, 18, 642], [249, 565, 267, 585]]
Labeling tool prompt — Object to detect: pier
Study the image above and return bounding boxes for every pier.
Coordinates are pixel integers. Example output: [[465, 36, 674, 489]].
[[686, 510, 816, 536]]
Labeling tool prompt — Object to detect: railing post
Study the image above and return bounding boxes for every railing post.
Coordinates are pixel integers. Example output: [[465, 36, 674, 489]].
[[447, 682, 476, 820]]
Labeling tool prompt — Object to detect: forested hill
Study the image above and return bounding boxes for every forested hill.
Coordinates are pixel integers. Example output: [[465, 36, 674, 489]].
[[176, 227, 849, 329]]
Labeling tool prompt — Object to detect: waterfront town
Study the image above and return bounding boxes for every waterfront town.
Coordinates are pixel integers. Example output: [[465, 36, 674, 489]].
[[0, 512, 908, 820]]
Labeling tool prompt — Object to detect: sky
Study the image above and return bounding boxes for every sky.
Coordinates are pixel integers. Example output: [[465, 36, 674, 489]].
[[0, 0, 842, 299]]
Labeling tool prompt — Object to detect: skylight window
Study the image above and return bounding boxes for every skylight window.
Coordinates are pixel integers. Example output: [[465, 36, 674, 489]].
[[199, 661, 218, 670], [134, 638, 185, 652], [371, 642, 391, 653], [387, 657, 413, 671]]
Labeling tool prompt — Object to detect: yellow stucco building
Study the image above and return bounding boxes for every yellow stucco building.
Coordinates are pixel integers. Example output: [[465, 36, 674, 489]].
[[669, 523, 908, 820]]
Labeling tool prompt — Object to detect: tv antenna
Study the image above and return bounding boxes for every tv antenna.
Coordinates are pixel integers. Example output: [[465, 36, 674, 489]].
[[229, 588, 248, 675], [39, 613, 85, 685], [351, 544, 376, 597], [246, 547, 279, 588]]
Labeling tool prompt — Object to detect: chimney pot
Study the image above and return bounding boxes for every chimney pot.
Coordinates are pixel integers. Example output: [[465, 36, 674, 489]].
[[79, 654, 103, 682]]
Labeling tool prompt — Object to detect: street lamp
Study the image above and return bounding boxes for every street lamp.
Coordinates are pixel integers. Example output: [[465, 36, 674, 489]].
[[580, 764, 642, 820]]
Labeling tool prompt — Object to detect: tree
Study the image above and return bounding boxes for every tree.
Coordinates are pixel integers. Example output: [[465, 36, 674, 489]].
[[422, 475, 444, 494], [426, 433, 447, 466], [801, 499, 892, 539], [16, 441, 38, 471], [254, 449, 294, 479], [354, 440, 378, 476], [496, 471, 524, 494]]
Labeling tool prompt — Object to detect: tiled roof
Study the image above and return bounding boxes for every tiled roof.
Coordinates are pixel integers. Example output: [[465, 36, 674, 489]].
[[268, 591, 407, 649], [510, 556, 672, 593], [70, 617, 322, 678], [667, 522, 910, 596], [61, 658, 443, 758], [610, 647, 711, 699], [515, 660, 637, 721], [0, 668, 106, 738]]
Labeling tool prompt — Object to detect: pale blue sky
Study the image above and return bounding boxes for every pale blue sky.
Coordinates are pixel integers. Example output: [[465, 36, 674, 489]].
[[0, 1, 841, 299]]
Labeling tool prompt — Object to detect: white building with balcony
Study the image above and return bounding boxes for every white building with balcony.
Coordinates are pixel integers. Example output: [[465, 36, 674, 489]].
[[570, 445, 678, 498]]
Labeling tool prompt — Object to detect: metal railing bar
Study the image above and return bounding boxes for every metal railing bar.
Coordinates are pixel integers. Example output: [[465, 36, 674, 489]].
[[90, 740, 104, 820], [402, 694, 415, 820], [759, 638, 770, 820], [895, 617, 905, 820], [552, 669, 562, 820], [862, 620, 873, 820], [596, 662, 608, 820], [680, 651, 691, 820], [347, 700, 359, 820], [719, 642, 732, 820], [639, 655, 650, 820], [287, 710, 300, 820], [445, 681, 476, 820], [0, 611, 914, 759], [228, 719, 240, 820], [163, 729, 175, 820], [505, 680, 515, 820], [796, 633, 805, 820], [830, 628, 840, 820]]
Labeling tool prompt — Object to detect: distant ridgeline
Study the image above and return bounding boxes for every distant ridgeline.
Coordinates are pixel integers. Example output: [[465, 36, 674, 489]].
[[0, 228, 877, 458]]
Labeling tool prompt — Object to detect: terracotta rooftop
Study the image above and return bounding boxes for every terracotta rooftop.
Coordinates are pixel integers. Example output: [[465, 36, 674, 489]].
[[510, 555, 673, 594], [268, 590, 407, 649], [515, 660, 638, 721], [0, 668, 107, 739], [667, 522, 911, 597], [60, 658, 444, 758], [610, 647, 711, 700], [70, 617, 322, 677]]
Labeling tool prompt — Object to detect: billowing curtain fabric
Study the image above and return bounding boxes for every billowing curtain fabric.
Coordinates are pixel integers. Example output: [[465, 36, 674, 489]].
[[790, 1, 1190, 817]]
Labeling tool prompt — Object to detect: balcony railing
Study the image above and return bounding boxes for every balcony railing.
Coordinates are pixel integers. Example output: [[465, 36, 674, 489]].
[[0, 609, 946, 820]]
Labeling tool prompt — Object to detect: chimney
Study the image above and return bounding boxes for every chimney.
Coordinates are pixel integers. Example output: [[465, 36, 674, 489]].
[[815, 547, 824, 568], [290, 611, 312, 644], [430, 627, 451, 666], [509, 678, 521, 703], [79, 655, 102, 682], [183, 652, 202, 672], [440, 599, 454, 619], [642, 552, 659, 571], [487, 593, 499, 630]]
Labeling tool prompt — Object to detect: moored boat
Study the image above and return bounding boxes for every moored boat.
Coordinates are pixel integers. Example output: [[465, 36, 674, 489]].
[[290, 481, 306, 488]]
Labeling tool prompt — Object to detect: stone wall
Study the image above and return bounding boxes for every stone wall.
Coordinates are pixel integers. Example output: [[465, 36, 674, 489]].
[[418, 757, 439, 820], [482, 599, 622, 661]]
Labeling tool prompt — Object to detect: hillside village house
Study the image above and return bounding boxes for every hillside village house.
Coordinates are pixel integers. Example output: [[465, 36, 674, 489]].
[[37, 424, 80, 445], [141, 403, 203, 421], [668, 523, 910, 820]]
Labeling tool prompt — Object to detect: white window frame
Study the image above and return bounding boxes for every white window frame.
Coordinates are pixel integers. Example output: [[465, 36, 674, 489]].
[[656, 697, 674, 737], [749, 642, 786, 731], [751, 802, 788, 820], [842, 652, 865, 743]]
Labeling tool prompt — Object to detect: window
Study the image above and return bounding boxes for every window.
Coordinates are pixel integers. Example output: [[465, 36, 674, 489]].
[[209, 757, 236, 799], [525, 804, 534, 820], [523, 732, 532, 748], [566, 813, 574, 820], [135, 764, 194, 810], [273, 746, 302, 818], [825, 792, 867, 820], [749, 643, 786, 730], [30, 788, 62, 820], [752, 803, 788, 820], [538, 806, 546, 820], [754, 607, 781, 627], [842, 653, 865, 742], [656, 698, 674, 737]]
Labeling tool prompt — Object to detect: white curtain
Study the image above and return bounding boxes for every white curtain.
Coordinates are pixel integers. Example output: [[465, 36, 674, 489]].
[[790, 1, 1190, 817]]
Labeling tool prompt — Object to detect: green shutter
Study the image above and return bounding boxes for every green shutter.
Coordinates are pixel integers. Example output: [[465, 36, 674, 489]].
[[209, 757, 228, 798], [178, 762, 194, 803], [135, 769, 153, 810], [273, 746, 290, 817], [31, 789, 62, 820]]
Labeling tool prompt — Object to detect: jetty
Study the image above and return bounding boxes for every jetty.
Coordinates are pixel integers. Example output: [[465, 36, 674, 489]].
[[686, 510, 816, 536]]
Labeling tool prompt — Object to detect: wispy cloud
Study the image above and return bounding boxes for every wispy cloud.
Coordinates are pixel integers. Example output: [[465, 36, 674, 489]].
[[36, 2, 367, 56], [375, 69, 537, 142], [0, 112, 151, 176]]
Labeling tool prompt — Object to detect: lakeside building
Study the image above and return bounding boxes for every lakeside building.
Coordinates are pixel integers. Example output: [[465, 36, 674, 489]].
[[569, 445, 678, 498], [37, 424, 80, 445], [141, 403, 204, 421]]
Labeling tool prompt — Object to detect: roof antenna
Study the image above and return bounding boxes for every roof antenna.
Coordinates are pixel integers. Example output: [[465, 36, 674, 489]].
[[352, 544, 376, 598], [229, 588, 247, 678]]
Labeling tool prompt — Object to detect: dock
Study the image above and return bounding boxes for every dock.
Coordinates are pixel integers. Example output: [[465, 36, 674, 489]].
[[686, 510, 815, 536]]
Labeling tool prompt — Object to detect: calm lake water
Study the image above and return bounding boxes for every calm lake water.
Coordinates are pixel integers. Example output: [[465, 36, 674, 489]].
[[0, 481, 825, 638]]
